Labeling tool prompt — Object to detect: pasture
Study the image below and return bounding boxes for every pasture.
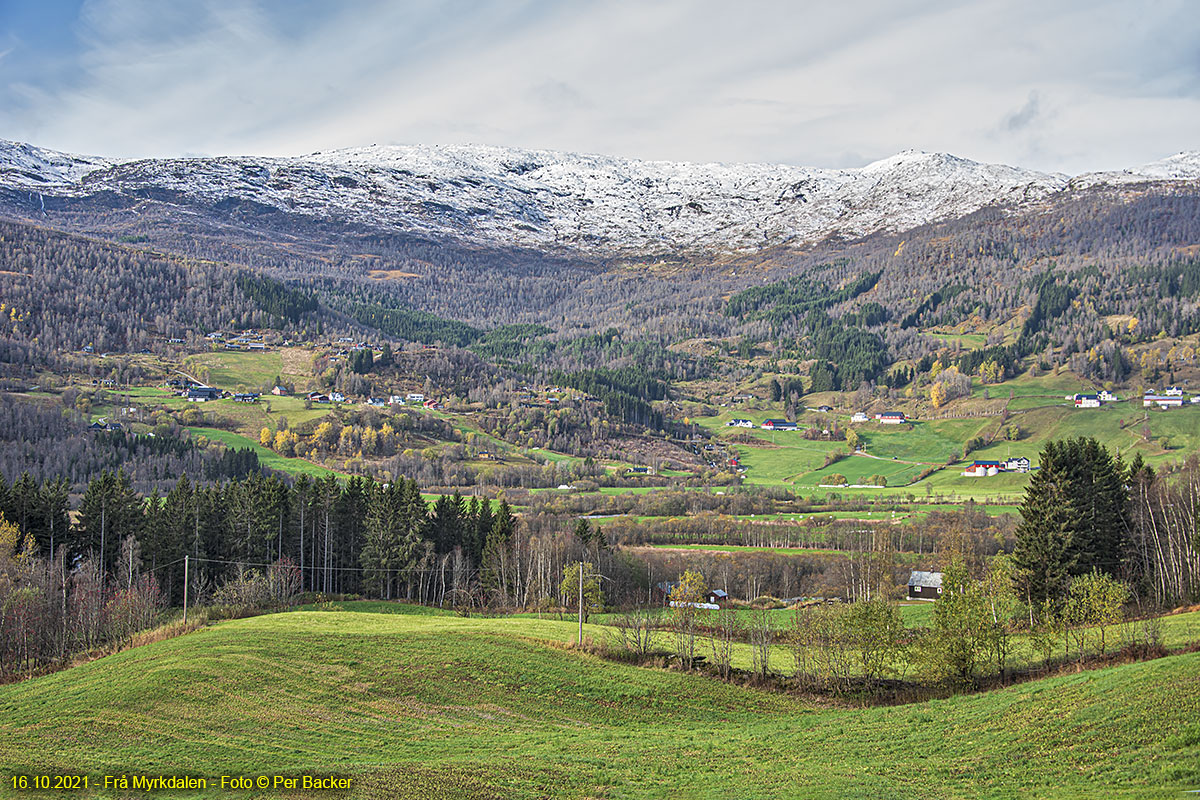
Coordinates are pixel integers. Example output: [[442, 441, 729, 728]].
[[1, 608, 1198, 798]]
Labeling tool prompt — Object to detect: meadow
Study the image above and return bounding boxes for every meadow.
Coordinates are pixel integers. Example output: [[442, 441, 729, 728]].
[[1, 607, 1198, 798]]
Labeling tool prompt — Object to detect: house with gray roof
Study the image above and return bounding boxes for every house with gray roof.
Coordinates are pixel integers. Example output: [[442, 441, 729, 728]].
[[907, 570, 943, 600]]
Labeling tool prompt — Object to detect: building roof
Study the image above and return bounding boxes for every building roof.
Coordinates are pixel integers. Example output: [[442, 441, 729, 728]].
[[880, 411, 905, 417], [908, 570, 943, 588]]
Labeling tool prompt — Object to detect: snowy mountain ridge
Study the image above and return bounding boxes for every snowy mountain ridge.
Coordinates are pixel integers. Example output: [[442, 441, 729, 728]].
[[2, 139, 1198, 257]]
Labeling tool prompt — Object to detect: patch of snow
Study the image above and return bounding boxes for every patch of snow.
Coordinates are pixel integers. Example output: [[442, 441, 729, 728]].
[[0, 139, 114, 189]]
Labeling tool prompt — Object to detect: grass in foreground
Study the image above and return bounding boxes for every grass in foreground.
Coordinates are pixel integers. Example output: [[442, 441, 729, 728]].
[[0, 609, 1197, 798]]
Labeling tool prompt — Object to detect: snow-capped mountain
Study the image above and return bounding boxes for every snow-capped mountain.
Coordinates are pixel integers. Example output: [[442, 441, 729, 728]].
[[2, 139, 1197, 257], [0, 140, 114, 188]]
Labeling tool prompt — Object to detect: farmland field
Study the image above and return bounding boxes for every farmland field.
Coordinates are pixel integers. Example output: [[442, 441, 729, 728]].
[[187, 426, 346, 479], [1, 608, 1197, 798]]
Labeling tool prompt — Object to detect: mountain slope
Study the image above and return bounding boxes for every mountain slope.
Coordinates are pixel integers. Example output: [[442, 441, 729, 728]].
[[3, 138, 1196, 258]]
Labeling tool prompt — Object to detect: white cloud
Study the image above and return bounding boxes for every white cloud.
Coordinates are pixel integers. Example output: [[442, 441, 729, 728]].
[[1, 0, 1197, 172]]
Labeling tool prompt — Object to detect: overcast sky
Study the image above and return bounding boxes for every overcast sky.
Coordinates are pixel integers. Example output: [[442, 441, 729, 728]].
[[1, 0, 1197, 173]]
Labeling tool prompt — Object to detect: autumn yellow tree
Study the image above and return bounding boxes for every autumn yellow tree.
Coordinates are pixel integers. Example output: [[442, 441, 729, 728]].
[[670, 569, 708, 668], [930, 381, 949, 408]]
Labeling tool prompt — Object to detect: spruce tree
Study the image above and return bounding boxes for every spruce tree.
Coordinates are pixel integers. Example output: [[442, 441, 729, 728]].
[[1013, 437, 1130, 608]]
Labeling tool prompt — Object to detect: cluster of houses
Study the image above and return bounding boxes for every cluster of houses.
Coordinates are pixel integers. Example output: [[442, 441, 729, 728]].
[[961, 456, 1032, 477], [1070, 390, 1119, 408], [516, 385, 597, 409], [728, 410, 907, 430], [304, 391, 345, 404], [205, 330, 268, 351], [87, 419, 124, 433], [1071, 387, 1199, 410], [1143, 387, 1198, 409]]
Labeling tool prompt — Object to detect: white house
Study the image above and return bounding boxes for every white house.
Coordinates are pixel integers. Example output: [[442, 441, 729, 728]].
[[876, 411, 906, 424], [1099, 390, 1119, 402], [1004, 456, 1031, 473], [1144, 395, 1184, 408], [851, 412, 869, 423], [331, 392, 346, 403], [1165, 386, 1184, 396], [406, 393, 425, 403], [1074, 394, 1101, 408]]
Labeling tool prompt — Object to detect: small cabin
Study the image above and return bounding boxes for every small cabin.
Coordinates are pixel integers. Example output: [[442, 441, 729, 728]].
[[907, 571, 943, 600]]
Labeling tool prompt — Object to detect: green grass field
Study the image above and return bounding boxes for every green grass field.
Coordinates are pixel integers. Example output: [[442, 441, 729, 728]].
[[185, 349, 313, 392], [689, 365, 1200, 501], [1, 608, 1197, 798], [188, 426, 346, 479]]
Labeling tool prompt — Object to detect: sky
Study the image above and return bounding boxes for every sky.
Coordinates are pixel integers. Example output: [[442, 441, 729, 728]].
[[1, 0, 1198, 173]]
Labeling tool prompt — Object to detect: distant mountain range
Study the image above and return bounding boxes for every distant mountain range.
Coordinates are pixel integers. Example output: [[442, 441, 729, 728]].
[[2, 138, 1198, 258]]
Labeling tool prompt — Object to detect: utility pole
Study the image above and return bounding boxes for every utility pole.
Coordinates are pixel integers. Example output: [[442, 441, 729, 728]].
[[183, 555, 189, 624], [578, 561, 584, 644]]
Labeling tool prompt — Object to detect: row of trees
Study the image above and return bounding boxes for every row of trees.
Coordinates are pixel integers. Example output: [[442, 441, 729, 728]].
[[1014, 438, 1199, 609], [8, 463, 657, 613], [0, 517, 164, 678], [607, 558, 1150, 692]]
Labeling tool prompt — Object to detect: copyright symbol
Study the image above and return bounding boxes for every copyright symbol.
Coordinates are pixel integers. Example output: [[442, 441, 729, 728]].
[[257, 776, 269, 788]]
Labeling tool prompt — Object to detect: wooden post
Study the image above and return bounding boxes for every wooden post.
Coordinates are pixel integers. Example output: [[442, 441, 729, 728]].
[[578, 561, 584, 644], [183, 555, 189, 625]]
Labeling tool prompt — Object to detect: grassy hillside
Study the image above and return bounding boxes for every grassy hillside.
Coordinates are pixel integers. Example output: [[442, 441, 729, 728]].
[[2, 609, 1198, 798], [187, 426, 347, 479], [695, 364, 1200, 500]]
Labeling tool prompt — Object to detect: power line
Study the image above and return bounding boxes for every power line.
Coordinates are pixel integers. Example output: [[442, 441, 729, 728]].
[[184, 555, 482, 576]]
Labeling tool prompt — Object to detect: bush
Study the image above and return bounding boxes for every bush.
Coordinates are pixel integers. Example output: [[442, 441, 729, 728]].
[[210, 558, 302, 614]]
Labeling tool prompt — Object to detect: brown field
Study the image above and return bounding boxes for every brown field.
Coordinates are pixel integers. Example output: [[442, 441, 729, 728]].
[[368, 269, 421, 280]]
